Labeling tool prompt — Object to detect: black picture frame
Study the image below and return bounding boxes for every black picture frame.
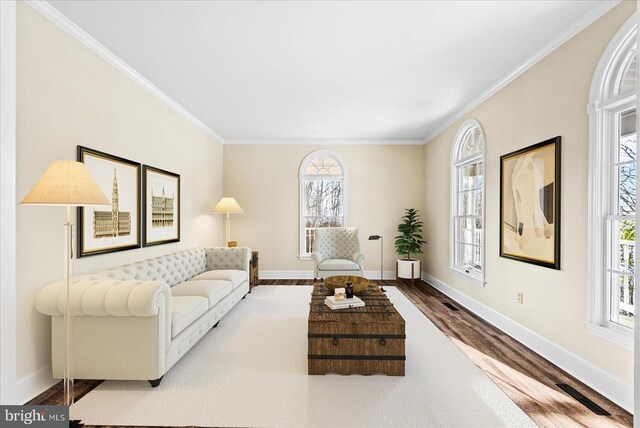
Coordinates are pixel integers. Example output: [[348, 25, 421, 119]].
[[142, 165, 180, 247], [77, 146, 142, 257], [499, 136, 561, 270]]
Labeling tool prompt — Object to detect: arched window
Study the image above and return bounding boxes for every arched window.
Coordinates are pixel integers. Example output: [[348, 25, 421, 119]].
[[450, 119, 486, 284], [587, 15, 636, 349], [299, 150, 347, 258]]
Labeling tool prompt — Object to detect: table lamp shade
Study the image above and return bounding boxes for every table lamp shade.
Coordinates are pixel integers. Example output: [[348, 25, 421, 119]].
[[21, 160, 110, 206], [212, 197, 244, 214]]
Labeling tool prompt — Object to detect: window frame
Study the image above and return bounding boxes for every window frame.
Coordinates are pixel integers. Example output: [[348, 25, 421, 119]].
[[587, 14, 636, 350], [450, 119, 486, 285], [298, 150, 347, 260]]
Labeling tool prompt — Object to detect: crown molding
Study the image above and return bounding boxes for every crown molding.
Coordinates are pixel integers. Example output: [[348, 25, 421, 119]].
[[24, 1, 225, 144], [423, 0, 622, 144], [224, 139, 425, 146]]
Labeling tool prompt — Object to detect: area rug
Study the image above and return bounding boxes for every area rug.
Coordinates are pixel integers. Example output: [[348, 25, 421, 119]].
[[71, 286, 535, 427]]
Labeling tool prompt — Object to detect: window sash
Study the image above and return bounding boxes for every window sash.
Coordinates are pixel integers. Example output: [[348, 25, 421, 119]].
[[603, 104, 636, 330], [299, 151, 347, 257], [452, 152, 485, 279]]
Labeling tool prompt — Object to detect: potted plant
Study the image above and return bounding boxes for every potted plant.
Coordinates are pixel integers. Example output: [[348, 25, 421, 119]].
[[395, 208, 427, 280]]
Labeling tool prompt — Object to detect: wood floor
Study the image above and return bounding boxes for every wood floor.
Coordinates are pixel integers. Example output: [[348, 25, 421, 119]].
[[262, 279, 633, 428], [28, 279, 632, 428]]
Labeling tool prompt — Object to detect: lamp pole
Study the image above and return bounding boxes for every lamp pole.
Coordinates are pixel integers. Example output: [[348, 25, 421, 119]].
[[64, 205, 73, 406]]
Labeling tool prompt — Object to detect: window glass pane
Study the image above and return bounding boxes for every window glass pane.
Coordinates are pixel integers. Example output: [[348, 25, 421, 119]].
[[475, 189, 483, 216], [619, 110, 637, 164], [618, 54, 637, 94], [305, 156, 342, 175], [476, 162, 484, 187], [456, 243, 472, 271], [609, 219, 635, 274], [459, 128, 484, 159], [455, 217, 473, 244], [458, 162, 483, 191], [473, 245, 482, 272], [305, 224, 315, 254], [610, 272, 635, 328], [474, 219, 483, 247], [455, 243, 481, 274], [304, 180, 343, 217], [617, 163, 636, 215]]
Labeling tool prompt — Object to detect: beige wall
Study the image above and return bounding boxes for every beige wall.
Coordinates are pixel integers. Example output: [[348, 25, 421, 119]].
[[423, 1, 635, 385], [16, 2, 224, 383], [223, 144, 425, 274]]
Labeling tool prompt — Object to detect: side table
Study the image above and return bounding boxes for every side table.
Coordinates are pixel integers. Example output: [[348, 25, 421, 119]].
[[250, 251, 259, 291]]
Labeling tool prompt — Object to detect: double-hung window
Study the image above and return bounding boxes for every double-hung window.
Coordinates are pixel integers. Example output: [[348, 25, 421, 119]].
[[299, 150, 346, 259], [450, 120, 486, 284], [587, 15, 636, 348]]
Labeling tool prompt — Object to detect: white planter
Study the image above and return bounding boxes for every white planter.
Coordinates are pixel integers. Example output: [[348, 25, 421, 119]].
[[397, 259, 420, 279]]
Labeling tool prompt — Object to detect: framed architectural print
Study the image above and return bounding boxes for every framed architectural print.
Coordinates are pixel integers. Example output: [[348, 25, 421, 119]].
[[500, 136, 561, 269], [143, 165, 180, 246], [77, 146, 141, 257]]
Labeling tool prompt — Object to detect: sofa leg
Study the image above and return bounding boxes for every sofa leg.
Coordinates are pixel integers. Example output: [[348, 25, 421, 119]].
[[213, 321, 220, 328], [242, 294, 247, 299], [148, 376, 163, 388]]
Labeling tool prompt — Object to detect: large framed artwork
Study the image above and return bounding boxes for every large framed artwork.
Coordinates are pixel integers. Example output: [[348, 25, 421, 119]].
[[77, 146, 141, 257], [143, 165, 180, 246], [500, 136, 561, 270]]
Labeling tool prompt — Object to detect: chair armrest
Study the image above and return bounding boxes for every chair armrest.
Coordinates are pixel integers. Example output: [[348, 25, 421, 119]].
[[35, 279, 170, 317], [204, 247, 251, 272], [352, 252, 365, 265], [311, 252, 325, 264]]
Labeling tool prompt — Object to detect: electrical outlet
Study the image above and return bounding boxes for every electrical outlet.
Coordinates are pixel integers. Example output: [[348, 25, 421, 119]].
[[516, 292, 523, 304]]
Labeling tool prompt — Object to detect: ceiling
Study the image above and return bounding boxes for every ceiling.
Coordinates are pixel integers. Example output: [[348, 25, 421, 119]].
[[49, 0, 612, 142]]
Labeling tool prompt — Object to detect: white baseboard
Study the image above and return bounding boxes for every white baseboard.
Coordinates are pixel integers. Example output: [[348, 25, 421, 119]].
[[259, 270, 313, 279], [258, 270, 397, 280], [421, 271, 633, 414], [15, 364, 56, 405]]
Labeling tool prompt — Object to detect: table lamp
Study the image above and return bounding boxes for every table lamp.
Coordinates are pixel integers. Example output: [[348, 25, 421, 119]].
[[212, 197, 244, 246], [21, 160, 110, 407], [368, 235, 386, 292]]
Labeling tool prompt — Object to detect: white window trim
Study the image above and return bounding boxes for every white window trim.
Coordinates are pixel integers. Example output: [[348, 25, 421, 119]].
[[450, 119, 486, 286], [298, 150, 347, 260], [587, 13, 636, 350], [0, 0, 17, 405]]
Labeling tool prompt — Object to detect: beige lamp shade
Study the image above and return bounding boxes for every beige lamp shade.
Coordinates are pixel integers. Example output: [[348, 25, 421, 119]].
[[21, 160, 110, 206], [212, 197, 244, 214]]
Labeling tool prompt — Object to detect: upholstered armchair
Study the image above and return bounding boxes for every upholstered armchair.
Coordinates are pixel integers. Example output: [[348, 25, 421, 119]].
[[311, 227, 365, 279]]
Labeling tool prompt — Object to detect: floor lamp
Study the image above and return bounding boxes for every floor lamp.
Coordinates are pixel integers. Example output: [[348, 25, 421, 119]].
[[21, 160, 110, 407], [368, 235, 386, 292], [213, 197, 244, 246]]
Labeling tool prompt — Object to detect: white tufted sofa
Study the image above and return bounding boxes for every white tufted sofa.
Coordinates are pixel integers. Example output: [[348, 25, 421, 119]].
[[35, 247, 250, 387], [311, 227, 364, 279]]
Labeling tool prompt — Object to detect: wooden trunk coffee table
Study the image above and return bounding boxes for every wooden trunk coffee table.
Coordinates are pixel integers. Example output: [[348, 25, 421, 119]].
[[307, 281, 406, 376]]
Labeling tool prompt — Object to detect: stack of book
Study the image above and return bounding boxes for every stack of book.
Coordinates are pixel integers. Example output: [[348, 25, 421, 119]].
[[324, 295, 365, 310]]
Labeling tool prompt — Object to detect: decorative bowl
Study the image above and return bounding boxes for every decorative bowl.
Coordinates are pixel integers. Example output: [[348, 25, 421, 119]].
[[324, 275, 370, 294]]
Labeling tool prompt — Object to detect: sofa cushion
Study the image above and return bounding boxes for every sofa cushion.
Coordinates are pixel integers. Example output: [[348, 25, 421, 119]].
[[171, 280, 232, 308], [318, 259, 360, 271], [190, 270, 248, 289], [79, 248, 207, 287], [171, 296, 208, 338]]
